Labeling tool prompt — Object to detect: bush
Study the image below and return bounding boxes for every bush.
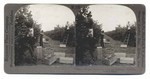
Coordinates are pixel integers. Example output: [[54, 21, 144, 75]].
[[15, 7, 41, 65], [44, 24, 76, 47], [105, 24, 136, 47]]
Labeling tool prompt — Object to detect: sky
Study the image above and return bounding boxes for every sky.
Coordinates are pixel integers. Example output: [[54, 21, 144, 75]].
[[28, 5, 75, 31], [28, 4, 136, 32], [89, 5, 136, 32]]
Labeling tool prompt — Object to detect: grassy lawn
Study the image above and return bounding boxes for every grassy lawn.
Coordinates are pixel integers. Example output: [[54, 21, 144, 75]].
[[103, 34, 135, 55]]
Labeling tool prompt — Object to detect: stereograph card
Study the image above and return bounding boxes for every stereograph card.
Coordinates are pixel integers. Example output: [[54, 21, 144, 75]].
[[4, 4, 145, 74]]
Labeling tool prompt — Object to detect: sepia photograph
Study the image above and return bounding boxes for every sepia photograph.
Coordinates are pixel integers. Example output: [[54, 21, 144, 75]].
[[4, 4, 145, 74], [14, 5, 75, 66]]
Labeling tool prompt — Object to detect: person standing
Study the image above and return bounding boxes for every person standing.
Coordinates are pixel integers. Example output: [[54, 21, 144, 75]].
[[61, 22, 70, 45], [86, 11, 97, 63], [126, 22, 131, 36], [100, 30, 105, 48], [40, 30, 43, 47]]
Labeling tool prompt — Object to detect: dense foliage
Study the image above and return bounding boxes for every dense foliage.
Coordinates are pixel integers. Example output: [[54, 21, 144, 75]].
[[105, 23, 136, 47], [44, 24, 75, 46], [15, 6, 41, 65], [44, 20, 102, 47]]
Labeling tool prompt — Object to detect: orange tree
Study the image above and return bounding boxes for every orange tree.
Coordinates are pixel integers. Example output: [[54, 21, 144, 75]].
[[15, 6, 41, 65], [105, 23, 136, 47]]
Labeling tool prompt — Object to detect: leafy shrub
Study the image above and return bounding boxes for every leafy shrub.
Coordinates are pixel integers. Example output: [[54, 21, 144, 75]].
[[15, 7, 41, 65], [105, 24, 136, 47]]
